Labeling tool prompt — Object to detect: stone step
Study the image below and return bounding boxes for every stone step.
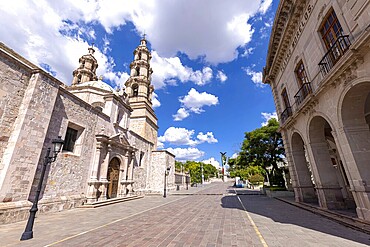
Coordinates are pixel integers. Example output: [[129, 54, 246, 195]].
[[79, 195, 144, 208]]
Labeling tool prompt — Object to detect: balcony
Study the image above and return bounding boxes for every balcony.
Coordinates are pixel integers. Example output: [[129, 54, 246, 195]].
[[318, 35, 351, 76], [280, 107, 292, 124], [294, 82, 312, 106]]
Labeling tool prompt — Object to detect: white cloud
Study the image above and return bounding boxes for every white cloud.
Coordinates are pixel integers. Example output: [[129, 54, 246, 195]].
[[0, 1, 129, 89], [189, 67, 213, 86], [202, 157, 220, 169], [244, 67, 264, 88], [173, 108, 190, 121], [259, 0, 273, 14], [151, 51, 213, 89], [166, 147, 205, 161], [231, 153, 239, 159], [103, 70, 130, 89], [158, 127, 218, 146], [261, 111, 277, 126], [174, 88, 218, 120], [241, 47, 255, 57], [0, 0, 271, 92], [158, 127, 198, 146], [152, 92, 161, 108], [139, 1, 265, 64], [157, 140, 164, 149], [197, 132, 218, 144], [216, 71, 228, 82]]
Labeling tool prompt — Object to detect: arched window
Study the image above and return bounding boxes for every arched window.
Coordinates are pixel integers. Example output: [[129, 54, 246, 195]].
[[77, 74, 82, 83], [138, 52, 142, 60], [132, 84, 139, 97]]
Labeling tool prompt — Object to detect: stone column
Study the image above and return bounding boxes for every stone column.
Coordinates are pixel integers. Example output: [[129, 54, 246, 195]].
[[91, 142, 103, 180], [280, 131, 303, 200], [307, 142, 345, 209], [86, 142, 103, 203], [127, 151, 135, 194], [337, 125, 370, 220], [98, 144, 111, 201], [291, 148, 316, 203], [119, 152, 129, 196]]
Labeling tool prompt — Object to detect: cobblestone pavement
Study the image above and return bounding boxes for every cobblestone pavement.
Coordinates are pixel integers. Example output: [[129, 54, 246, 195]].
[[1, 182, 370, 247]]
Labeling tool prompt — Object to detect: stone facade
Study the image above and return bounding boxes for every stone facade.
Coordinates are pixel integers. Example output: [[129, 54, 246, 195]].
[[263, 0, 370, 221], [0, 38, 175, 224]]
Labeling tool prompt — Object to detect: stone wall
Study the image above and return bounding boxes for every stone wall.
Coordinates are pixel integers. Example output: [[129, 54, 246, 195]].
[[128, 130, 154, 192], [148, 150, 175, 194], [0, 68, 61, 203], [0, 52, 31, 167]]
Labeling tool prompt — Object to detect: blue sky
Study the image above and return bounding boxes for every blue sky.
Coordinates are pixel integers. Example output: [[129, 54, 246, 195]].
[[0, 0, 278, 168]]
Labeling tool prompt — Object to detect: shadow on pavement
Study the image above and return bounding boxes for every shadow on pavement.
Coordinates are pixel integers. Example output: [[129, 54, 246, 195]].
[[220, 190, 370, 245]]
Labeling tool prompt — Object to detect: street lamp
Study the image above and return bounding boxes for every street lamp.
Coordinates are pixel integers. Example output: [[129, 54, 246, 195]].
[[21, 136, 64, 241], [220, 152, 226, 182], [163, 166, 171, 198]]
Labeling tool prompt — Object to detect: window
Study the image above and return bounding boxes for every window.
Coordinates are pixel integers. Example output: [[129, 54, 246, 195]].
[[139, 151, 144, 167], [63, 127, 78, 152], [62, 123, 84, 155], [281, 88, 290, 109], [294, 61, 312, 105], [138, 52, 142, 60], [295, 61, 309, 86], [318, 8, 350, 75], [135, 67, 140, 76], [280, 88, 292, 123], [320, 9, 343, 49], [132, 84, 139, 97]]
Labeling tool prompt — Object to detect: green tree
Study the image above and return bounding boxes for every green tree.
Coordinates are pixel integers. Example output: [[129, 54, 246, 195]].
[[184, 161, 217, 184], [175, 161, 187, 173], [240, 118, 285, 186], [229, 165, 265, 182]]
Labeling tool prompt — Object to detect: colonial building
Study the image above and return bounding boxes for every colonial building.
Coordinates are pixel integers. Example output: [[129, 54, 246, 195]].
[[263, 0, 370, 221], [0, 37, 178, 224]]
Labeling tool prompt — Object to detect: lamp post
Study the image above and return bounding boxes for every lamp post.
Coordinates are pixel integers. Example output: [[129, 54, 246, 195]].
[[20, 136, 64, 241], [163, 166, 171, 198], [220, 152, 226, 182]]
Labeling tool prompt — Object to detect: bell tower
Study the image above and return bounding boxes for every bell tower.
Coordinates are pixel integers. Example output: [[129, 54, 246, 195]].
[[126, 36, 158, 147], [72, 45, 98, 85]]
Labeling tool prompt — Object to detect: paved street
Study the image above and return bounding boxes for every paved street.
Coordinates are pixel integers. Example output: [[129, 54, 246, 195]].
[[1, 182, 369, 247]]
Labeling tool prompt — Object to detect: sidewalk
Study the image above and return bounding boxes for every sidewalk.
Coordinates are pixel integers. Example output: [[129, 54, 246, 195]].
[[275, 196, 370, 235], [0, 183, 218, 247]]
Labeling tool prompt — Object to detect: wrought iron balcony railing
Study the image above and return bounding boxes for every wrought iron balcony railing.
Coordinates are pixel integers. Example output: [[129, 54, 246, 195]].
[[318, 35, 351, 76], [280, 107, 292, 124], [294, 82, 312, 106]]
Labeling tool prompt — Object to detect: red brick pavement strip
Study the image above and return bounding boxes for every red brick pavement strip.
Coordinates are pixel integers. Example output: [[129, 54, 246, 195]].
[[2, 183, 369, 247], [0, 183, 219, 247], [48, 184, 264, 247]]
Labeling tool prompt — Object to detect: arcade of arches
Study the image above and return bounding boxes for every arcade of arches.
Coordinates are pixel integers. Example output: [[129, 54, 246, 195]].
[[286, 81, 370, 220]]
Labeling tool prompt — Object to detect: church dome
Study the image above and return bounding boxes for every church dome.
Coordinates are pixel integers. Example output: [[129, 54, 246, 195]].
[[78, 80, 114, 93]]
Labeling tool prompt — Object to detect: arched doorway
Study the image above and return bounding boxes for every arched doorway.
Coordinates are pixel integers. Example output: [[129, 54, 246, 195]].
[[309, 116, 349, 209], [291, 132, 317, 203], [107, 157, 120, 199], [341, 82, 370, 218]]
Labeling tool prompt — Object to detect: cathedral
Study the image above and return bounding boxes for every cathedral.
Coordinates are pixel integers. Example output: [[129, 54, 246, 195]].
[[0, 37, 177, 224]]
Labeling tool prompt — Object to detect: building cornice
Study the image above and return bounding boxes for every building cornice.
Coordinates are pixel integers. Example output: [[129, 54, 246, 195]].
[[263, 0, 314, 84]]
